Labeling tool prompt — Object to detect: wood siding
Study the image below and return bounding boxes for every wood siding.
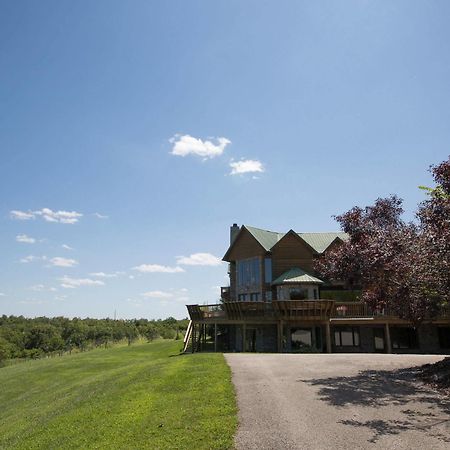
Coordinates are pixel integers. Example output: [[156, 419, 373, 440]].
[[225, 228, 266, 261], [271, 232, 315, 279]]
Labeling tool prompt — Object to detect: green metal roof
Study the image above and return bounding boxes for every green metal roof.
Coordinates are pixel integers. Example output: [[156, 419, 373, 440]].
[[297, 232, 348, 253], [244, 226, 284, 251], [272, 267, 324, 285], [244, 226, 348, 254], [224, 226, 348, 261]]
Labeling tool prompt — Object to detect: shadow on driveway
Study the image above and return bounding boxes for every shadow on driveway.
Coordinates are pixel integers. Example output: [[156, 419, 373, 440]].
[[300, 366, 450, 444]]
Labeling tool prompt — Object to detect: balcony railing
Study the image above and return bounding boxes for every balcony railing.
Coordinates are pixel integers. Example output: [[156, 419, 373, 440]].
[[187, 300, 450, 322]]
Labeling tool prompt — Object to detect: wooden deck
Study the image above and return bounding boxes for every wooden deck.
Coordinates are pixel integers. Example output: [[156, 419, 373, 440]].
[[186, 300, 450, 324]]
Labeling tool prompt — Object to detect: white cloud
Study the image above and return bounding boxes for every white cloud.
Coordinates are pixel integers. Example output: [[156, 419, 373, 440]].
[[20, 255, 43, 263], [176, 252, 222, 266], [18, 299, 47, 305], [50, 257, 78, 268], [62, 244, 74, 250], [29, 284, 57, 292], [141, 290, 174, 299], [10, 208, 83, 224], [10, 210, 35, 220], [16, 234, 36, 244], [30, 284, 45, 291], [93, 212, 108, 219], [170, 134, 231, 159], [89, 272, 118, 278], [132, 264, 185, 273], [35, 208, 82, 224], [0, 293, 5, 296], [60, 276, 105, 289], [229, 159, 265, 175]]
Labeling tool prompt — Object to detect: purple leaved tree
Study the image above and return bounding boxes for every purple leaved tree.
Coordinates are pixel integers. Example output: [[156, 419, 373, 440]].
[[316, 157, 450, 325]]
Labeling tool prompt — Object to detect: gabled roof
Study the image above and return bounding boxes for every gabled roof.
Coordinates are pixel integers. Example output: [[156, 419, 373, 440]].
[[245, 226, 284, 251], [298, 232, 348, 254], [223, 225, 348, 261], [272, 267, 324, 285]]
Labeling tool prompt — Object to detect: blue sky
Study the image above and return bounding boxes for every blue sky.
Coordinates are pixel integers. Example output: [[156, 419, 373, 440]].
[[1, 0, 449, 319]]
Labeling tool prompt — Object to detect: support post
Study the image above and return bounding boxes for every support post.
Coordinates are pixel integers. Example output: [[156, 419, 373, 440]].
[[325, 322, 332, 353], [191, 323, 196, 353], [385, 323, 392, 354], [242, 323, 246, 352], [214, 323, 218, 352], [277, 321, 283, 353]]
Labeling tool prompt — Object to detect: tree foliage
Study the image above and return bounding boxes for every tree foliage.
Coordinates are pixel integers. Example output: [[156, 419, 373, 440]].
[[317, 157, 450, 324], [0, 315, 189, 364]]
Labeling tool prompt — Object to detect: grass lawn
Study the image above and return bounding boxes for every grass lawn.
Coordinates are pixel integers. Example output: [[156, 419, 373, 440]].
[[0, 340, 237, 449]]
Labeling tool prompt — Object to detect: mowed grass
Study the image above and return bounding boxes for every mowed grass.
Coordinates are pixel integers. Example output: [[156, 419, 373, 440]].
[[0, 340, 237, 449]]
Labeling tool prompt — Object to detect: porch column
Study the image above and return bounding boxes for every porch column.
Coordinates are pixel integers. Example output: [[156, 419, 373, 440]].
[[214, 322, 218, 352], [191, 323, 196, 353], [325, 322, 332, 353], [242, 323, 246, 352], [385, 323, 392, 354], [277, 321, 283, 353]]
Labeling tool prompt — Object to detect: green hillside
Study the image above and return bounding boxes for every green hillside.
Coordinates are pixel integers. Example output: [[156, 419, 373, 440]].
[[0, 340, 237, 449]]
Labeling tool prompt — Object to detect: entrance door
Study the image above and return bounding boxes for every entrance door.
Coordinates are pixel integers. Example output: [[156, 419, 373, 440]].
[[245, 328, 257, 352], [373, 328, 385, 352]]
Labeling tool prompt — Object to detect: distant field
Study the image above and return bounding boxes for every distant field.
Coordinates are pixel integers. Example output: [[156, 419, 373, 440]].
[[0, 340, 237, 449]]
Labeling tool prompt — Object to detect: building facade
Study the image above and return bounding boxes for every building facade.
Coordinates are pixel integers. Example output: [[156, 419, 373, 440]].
[[185, 224, 450, 354]]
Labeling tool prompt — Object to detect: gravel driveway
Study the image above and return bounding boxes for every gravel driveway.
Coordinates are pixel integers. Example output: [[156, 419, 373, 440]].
[[224, 353, 450, 449]]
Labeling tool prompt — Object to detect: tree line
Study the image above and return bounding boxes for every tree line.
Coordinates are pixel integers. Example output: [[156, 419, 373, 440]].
[[0, 315, 189, 364]]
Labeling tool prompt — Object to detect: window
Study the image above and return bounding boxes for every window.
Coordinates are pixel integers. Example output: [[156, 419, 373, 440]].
[[250, 293, 259, 301], [265, 291, 272, 302], [391, 327, 418, 349], [289, 288, 308, 300], [334, 327, 360, 347], [291, 328, 312, 350], [236, 258, 261, 288], [438, 327, 450, 349], [264, 258, 272, 283]]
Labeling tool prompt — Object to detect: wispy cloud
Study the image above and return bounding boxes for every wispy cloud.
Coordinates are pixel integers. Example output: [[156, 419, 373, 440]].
[[62, 244, 74, 250], [20, 255, 46, 263], [89, 272, 120, 278], [132, 264, 185, 273], [170, 134, 230, 159], [141, 290, 174, 299], [29, 284, 57, 292], [93, 212, 109, 219], [176, 252, 222, 266], [10, 208, 83, 224], [0, 293, 5, 296], [230, 159, 265, 175], [10, 210, 35, 220], [60, 276, 105, 289], [18, 299, 48, 305], [16, 234, 36, 244], [49, 257, 78, 268]]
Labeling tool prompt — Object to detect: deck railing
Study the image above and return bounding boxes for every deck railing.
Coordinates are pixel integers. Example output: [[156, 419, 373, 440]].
[[187, 300, 450, 322]]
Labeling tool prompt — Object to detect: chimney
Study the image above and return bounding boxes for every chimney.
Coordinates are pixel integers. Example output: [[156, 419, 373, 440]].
[[230, 223, 240, 245]]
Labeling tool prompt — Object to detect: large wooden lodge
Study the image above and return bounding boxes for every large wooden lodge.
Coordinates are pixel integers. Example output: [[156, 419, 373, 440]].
[[185, 224, 450, 354]]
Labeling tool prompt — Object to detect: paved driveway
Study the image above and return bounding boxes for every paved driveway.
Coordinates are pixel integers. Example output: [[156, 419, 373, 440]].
[[224, 353, 450, 449]]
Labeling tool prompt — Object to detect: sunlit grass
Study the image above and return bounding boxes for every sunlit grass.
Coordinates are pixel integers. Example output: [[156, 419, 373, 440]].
[[0, 340, 237, 449]]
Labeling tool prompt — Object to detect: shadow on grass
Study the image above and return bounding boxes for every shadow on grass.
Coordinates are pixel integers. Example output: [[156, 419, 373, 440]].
[[299, 366, 450, 443]]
